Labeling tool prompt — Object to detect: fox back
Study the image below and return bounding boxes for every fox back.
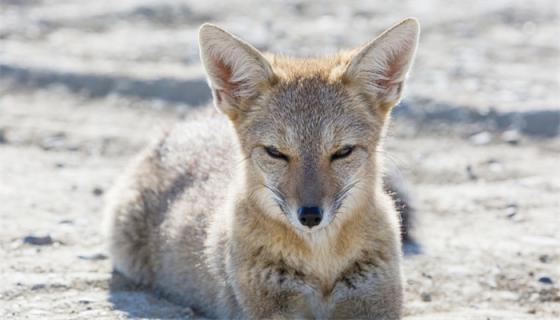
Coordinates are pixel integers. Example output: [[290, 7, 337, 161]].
[[105, 18, 420, 319]]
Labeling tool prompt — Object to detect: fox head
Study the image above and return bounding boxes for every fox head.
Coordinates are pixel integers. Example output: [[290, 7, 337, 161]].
[[199, 19, 419, 233]]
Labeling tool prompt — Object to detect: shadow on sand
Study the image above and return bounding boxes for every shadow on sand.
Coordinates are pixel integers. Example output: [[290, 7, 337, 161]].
[[108, 271, 194, 319]]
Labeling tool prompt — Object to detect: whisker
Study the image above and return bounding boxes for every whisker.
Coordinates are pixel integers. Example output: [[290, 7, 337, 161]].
[[332, 179, 360, 214], [263, 184, 290, 216], [235, 153, 252, 167]]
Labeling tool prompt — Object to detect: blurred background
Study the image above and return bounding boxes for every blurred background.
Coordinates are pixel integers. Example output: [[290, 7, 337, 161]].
[[1, 0, 558, 319]]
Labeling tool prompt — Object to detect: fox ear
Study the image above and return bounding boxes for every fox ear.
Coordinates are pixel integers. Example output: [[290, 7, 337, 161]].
[[199, 24, 276, 120], [343, 18, 419, 110]]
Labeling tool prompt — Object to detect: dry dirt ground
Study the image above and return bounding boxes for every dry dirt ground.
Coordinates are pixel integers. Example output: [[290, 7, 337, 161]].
[[1, 0, 559, 319]]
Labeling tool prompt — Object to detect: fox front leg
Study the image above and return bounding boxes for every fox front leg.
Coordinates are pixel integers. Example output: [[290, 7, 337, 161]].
[[330, 260, 403, 319], [231, 259, 312, 319]]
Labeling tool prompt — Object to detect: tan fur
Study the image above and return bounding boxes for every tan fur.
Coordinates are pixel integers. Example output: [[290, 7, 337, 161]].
[[105, 18, 420, 319]]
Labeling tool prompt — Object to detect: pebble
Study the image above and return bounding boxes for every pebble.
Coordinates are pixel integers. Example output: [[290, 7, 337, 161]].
[[78, 253, 108, 261], [538, 276, 553, 285], [0, 129, 6, 144], [470, 131, 492, 145], [23, 235, 53, 246], [501, 130, 521, 145], [40, 133, 67, 151], [505, 204, 518, 218], [31, 284, 46, 290], [466, 165, 478, 181], [92, 187, 104, 196], [421, 292, 432, 302], [538, 254, 550, 263], [486, 158, 503, 173]]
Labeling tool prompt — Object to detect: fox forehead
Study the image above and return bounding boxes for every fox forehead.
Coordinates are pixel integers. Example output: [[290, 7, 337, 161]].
[[245, 72, 379, 152]]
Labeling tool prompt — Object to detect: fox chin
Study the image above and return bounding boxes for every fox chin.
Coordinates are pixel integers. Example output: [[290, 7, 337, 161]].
[[104, 18, 420, 319]]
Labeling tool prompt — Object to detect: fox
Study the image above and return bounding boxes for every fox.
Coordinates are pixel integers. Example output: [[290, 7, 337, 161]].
[[104, 18, 420, 319]]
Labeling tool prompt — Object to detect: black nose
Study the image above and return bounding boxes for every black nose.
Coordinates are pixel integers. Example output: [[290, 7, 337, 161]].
[[297, 206, 323, 228]]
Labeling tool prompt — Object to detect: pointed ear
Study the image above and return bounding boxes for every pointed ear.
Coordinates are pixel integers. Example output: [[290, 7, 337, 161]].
[[198, 24, 276, 120], [343, 18, 419, 110]]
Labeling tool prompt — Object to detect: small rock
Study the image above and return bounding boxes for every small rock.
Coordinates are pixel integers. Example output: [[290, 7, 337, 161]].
[[421, 292, 432, 302], [0, 129, 6, 144], [538, 276, 553, 285], [92, 187, 104, 196], [23, 235, 53, 246], [78, 253, 108, 261], [466, 165, 478, 181], [31, 284, 46, 290], [501, 130, 521, 145], [40, 132, 67, 151], [485, 158, 503, 173], [539, 254, 550, 263], [505, 204, 518, 218], [470, 131, 492, 145], [78, 300, 91, 305]]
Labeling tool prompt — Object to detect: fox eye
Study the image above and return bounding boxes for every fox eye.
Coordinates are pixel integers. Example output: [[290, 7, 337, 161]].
[[264, 146, 289, 161], [331, 145, 355, 161]]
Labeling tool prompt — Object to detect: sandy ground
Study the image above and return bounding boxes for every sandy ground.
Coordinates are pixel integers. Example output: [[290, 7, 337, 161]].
[[1, 0, 559, 319]]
